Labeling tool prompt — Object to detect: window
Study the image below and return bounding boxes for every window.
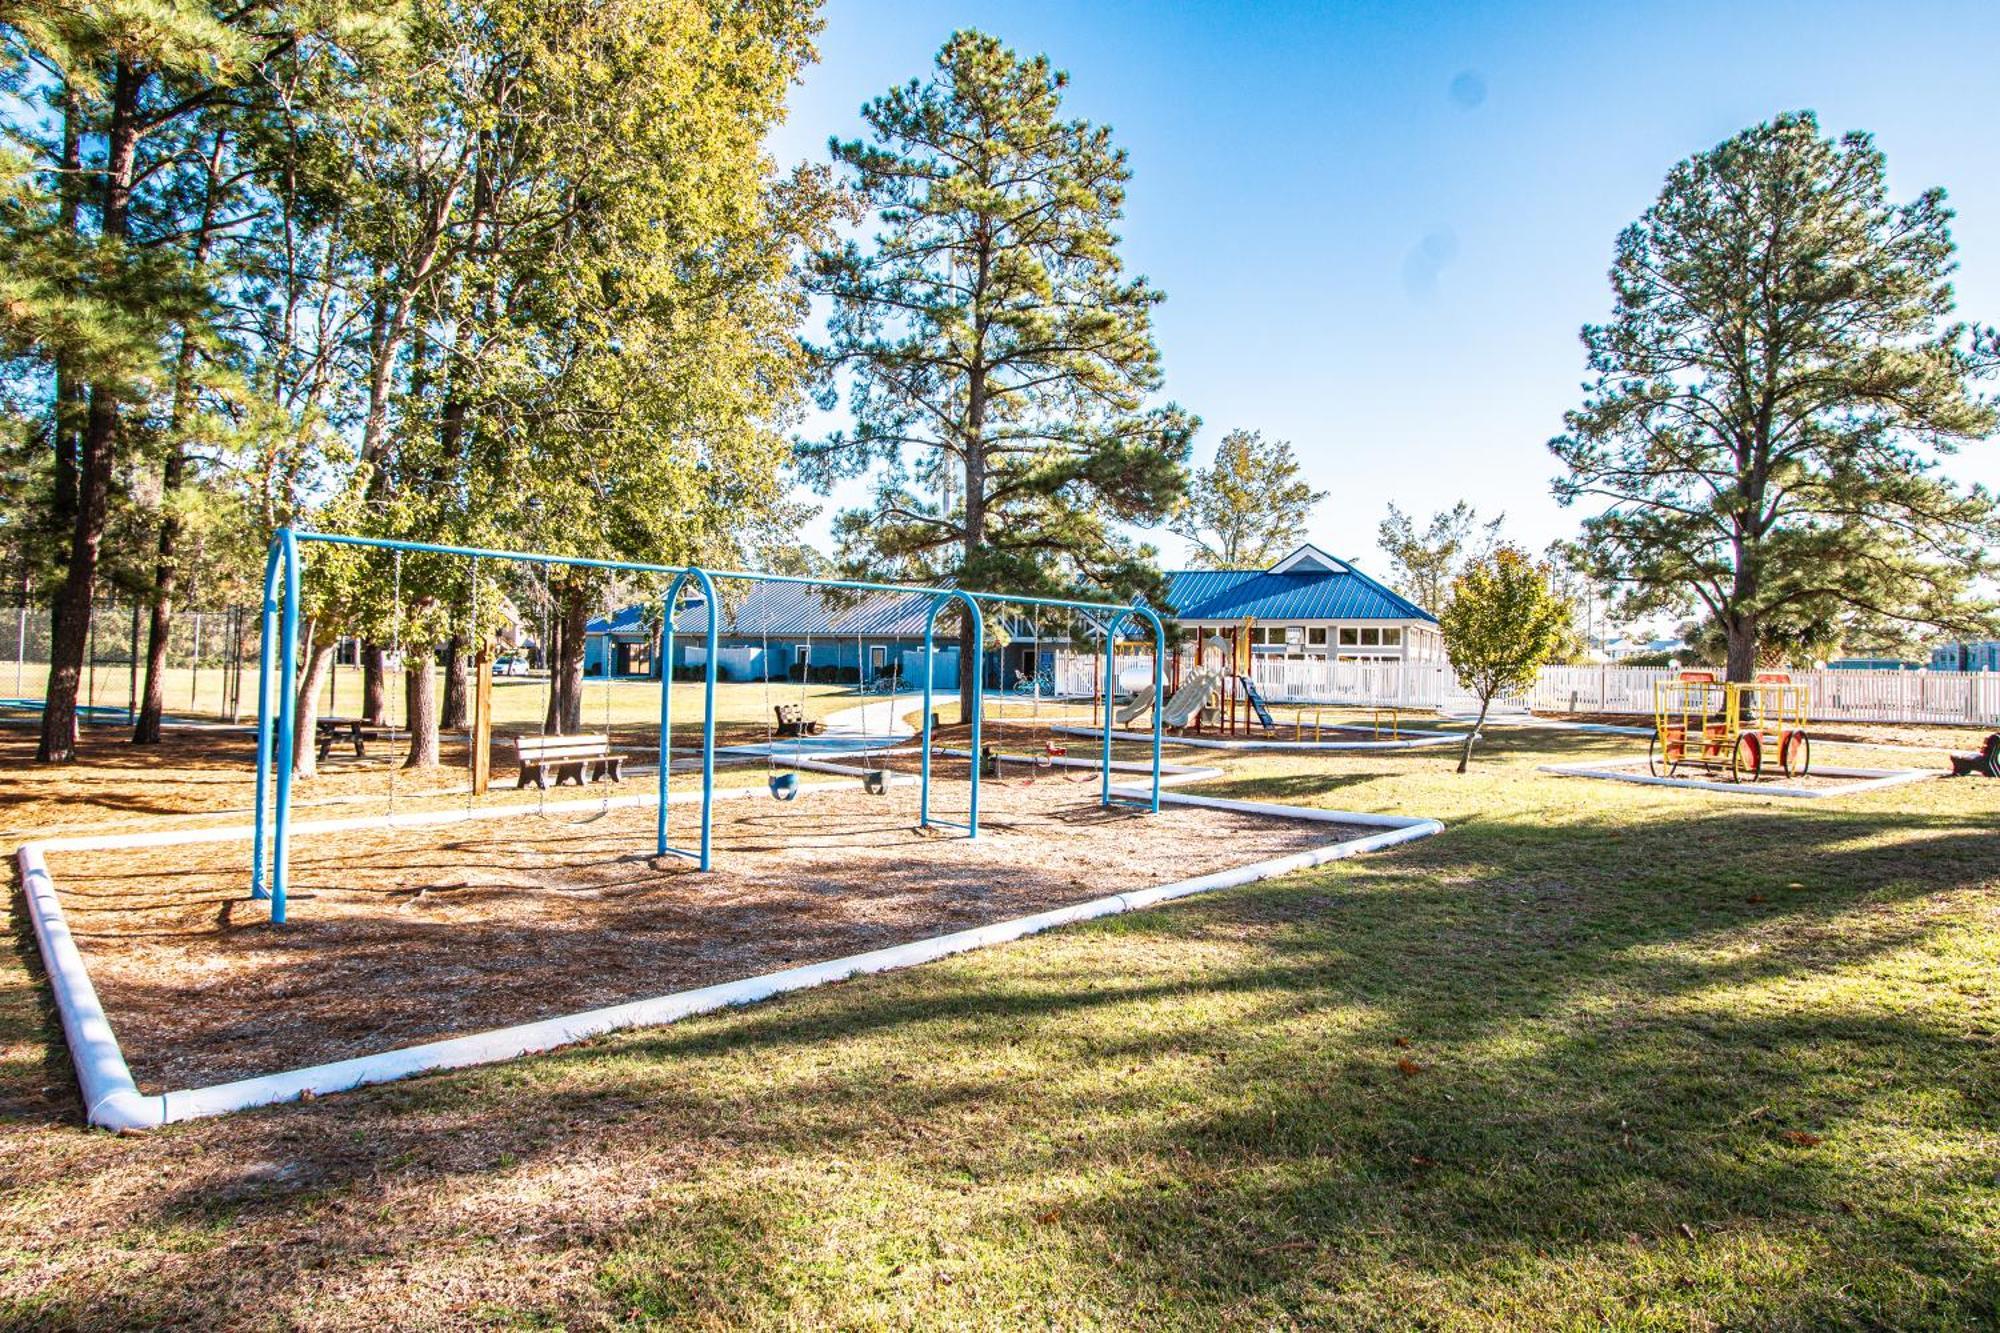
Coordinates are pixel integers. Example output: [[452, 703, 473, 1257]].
[[1383, 627, 1402, 647], [1308, 627, 1327, 646], [1360, 627, 1381, 646], [1338, 627, 1358, 646]]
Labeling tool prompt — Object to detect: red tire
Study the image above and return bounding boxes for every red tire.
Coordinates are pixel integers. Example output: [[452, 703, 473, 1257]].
[[1732, 732, 1763, 783], [1780, 730, 1810, 779]]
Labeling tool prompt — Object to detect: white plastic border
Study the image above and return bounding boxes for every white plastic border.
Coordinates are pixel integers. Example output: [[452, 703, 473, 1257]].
[[1540, 760, 1936, 800], [18, 771, 1441, 1130], [1051, 723, 1461, 752]]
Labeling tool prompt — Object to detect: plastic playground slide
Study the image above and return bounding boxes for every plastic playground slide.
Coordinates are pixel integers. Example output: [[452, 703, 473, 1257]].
[[1114, 684, 1157, 725], [1159, 669, 1222, 728]]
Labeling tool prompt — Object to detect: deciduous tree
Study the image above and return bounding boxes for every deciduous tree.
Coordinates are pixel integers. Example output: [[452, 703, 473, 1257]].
[[1439, 546, 1568, 772], [1376, 501, 1503, 615], [1170, 430, 1324, 569]]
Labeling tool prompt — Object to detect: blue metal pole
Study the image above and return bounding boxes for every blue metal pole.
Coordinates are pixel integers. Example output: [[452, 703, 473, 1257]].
[[920, 596, 940, 829], [249, 539, 282, 901], [657, 568, 719, 869], [657, 591, 674, 858], [271, 527, 301, 924], [1102, 612, 1121, 807], [917, 588, 983, 835], [1140, 605, 1166, 813], [692, 568, 718, 869], [964, 592, 982, 837]]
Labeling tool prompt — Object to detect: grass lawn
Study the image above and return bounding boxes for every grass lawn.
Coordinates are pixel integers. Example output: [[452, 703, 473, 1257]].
[[0, 721, 1994, 1327]]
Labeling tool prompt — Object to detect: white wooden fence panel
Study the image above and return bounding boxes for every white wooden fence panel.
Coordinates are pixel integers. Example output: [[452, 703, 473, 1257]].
[[1047, 649, 2000, 726]]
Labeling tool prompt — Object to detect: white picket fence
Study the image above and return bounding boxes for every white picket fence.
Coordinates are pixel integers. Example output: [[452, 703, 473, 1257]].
[[1531, 664, 2000, 726], [1049, 650, 2000, 726]]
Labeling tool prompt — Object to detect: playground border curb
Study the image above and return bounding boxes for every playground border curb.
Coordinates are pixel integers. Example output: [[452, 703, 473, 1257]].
[[1539, 760, 1936, 799]]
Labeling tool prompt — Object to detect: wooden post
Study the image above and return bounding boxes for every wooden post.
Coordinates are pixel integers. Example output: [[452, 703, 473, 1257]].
[[472, 644, 493, 795]]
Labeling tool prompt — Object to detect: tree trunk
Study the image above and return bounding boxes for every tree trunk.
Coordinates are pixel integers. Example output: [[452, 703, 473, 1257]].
[[362, 643, 388, 724], [38, 61, 145, 763], [440, 636, 467, 730], [135, 137, 228, 745], [555, 593, 589, 733], [1724, 610, 1759, 683], [404, 655, 439, 768], [542, 612, 565, 732], [290, 638, 336, 777], [1457, 696, 1490, 774]]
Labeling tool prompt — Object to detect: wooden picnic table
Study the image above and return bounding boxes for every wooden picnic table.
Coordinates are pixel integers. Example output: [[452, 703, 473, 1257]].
[[314, 716, 381, 761]]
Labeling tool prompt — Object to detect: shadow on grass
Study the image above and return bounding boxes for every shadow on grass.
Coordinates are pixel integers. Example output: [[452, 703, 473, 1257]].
[[5, 794, 1997, 1326]]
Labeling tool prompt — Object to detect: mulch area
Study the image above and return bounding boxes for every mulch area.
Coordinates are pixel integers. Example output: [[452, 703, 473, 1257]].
[[43, 755, 1372, 1092]]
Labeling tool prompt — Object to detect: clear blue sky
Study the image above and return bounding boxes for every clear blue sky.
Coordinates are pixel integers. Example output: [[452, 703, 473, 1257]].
[[770, 0, 2000, 574]]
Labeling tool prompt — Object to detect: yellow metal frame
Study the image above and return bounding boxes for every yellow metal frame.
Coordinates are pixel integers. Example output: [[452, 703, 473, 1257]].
[[1650, 671, 1811, 781]]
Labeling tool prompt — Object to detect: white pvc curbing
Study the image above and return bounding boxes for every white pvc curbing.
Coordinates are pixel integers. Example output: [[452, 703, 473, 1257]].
[[19, 760, 1443, 1129], [1052, 724, 1461, 752], [1540, 761, 1936, 800]]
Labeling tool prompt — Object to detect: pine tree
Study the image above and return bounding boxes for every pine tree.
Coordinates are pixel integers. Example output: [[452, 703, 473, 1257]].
[[805, 30, 1194, 718], [1551, 112, 1998, 682]]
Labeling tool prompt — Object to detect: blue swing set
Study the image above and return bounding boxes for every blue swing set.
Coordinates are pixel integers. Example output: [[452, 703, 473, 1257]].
[[249, 527, 1167, 923]]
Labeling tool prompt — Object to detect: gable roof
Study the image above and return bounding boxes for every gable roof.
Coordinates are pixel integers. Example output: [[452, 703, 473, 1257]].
[[659, 582, 946, 639], [1164, 557, 1435, 624]]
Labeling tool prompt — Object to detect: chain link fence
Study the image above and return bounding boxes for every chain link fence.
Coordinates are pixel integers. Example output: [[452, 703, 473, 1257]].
[[4, 605, 256, 722]]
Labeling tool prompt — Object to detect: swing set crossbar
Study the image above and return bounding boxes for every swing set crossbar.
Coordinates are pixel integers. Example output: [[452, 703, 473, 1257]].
[[251, 528, 1167, 924]]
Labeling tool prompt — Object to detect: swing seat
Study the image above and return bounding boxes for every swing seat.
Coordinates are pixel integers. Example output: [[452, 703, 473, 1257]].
[[769, 771, 800, 801], [863, 769, 888, 796]]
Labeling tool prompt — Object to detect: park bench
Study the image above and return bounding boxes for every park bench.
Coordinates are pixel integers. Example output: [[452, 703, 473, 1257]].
[[315, 716, 386, 762], [773, 704, 824, 738], [514, 733, 625, 788], [1947, 732, 2000, 778]]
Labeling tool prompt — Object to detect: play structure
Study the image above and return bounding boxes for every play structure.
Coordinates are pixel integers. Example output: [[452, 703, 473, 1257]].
[[1649, 670, 1811, 783], [248, 527, 1171, 923]]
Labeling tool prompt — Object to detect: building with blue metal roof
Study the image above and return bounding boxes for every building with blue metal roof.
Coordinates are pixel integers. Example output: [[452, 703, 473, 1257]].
[[583, 543, 1441, 681]]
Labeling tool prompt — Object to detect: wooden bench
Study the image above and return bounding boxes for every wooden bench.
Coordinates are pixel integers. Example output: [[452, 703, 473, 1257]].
[[774, 705, 824, 738], [514, 733, 625, 788], [1948, 732, 2000, 778], [315, 716, 386, 762]]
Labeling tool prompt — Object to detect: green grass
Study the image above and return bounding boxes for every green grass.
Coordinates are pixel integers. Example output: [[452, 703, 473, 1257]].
[[0, 724, 1994, 1328]]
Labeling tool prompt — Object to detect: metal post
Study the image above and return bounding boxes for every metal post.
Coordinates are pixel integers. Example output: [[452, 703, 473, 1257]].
[[658, 567, 718, 868], [190, 611, 202, 714], [13, 603, 23, 697], [919, 590, 983, 836], [271, 529, 302, 923], [250, 543, 283, 901]]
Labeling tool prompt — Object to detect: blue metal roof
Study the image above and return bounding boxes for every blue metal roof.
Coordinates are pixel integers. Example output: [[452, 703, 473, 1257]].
[[1163, 565, 1435, 624], [665, 582, 950, 639]]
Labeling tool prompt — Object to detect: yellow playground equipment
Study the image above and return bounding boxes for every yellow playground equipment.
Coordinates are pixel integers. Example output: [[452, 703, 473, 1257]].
[[1650, 670, 1811, 782]]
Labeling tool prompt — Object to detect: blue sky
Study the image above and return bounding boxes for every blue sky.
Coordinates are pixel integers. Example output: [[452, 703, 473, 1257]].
[[769, 0, 2000, 574]]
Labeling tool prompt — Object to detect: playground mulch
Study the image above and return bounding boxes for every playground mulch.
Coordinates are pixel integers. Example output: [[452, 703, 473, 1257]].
[[43, 759, 1377, 1092]]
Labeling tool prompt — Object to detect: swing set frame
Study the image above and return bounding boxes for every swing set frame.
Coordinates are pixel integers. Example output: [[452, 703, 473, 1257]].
[[251, 527, 1168, 924]]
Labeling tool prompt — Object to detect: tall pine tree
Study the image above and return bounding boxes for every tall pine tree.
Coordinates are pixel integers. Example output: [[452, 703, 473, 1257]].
[[805, 30, 1193, 717], [1551, 112, 1997, 680]]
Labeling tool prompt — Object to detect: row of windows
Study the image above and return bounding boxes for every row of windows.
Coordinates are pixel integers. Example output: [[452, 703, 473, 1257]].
[[1243, 624, 1408, 648]]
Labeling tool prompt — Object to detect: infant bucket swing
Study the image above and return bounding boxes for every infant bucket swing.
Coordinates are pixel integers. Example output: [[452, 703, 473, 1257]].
[[759, 612, 800, 801]]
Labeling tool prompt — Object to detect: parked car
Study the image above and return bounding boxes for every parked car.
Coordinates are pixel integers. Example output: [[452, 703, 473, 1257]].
[[492, 656, 531, 677]]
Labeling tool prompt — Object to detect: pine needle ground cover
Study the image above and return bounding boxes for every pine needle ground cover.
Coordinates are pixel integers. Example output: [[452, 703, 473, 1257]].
[[1, 724, 1994, 1328]]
